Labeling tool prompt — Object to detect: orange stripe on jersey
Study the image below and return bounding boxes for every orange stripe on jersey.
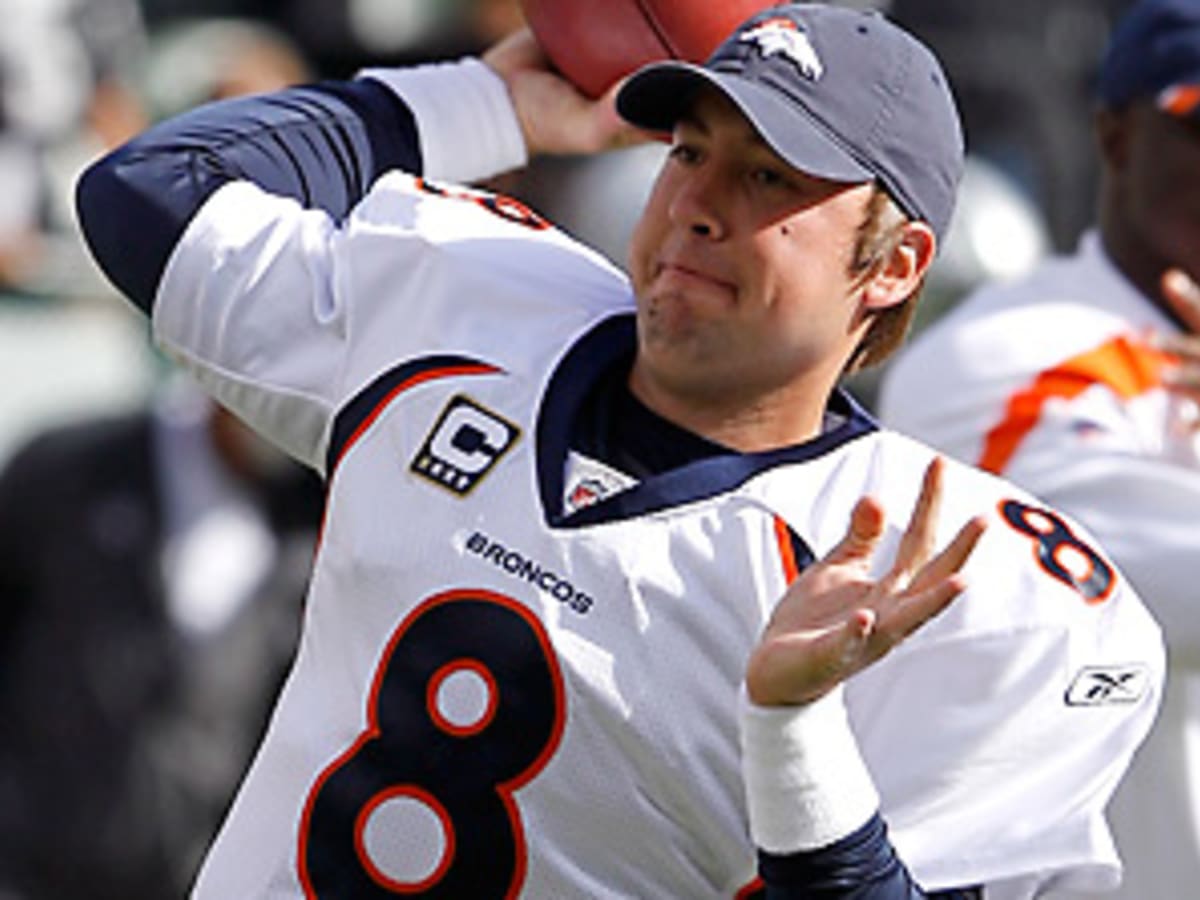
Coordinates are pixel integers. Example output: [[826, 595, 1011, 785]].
[[774, 516, 800, 583], [978, 335, 1171, 474], [735, 875, 766, 898], [1160, 84, 1200, 117], [326, 356, 502, 477], [338, 364, 496, 462]]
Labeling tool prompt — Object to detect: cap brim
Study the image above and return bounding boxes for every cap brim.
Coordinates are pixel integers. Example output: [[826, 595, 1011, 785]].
[[616, 61, 873, 185]]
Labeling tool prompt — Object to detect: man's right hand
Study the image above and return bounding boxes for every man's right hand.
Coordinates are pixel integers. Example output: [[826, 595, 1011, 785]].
[[1157, 268, 1200, 414], [743, 458, 987, 708], [482, 28, 648, 159]]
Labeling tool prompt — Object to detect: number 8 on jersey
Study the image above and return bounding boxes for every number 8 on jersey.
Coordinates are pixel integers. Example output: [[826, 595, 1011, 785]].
[[299, 591, 566, 898]]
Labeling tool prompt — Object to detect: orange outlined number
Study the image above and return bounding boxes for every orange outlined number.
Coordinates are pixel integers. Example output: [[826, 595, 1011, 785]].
[[1000, 500, 1115, 603], [299, 590, 566, 897]]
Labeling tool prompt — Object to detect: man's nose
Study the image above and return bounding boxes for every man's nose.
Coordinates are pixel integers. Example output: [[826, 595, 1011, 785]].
[[669, 169, 726, 239]]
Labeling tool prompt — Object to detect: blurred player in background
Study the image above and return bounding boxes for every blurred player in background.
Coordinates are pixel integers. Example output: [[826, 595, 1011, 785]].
[[879, 1, 1200, 897], [76, 4, 1161, 898], [0, 379, 323, 899]]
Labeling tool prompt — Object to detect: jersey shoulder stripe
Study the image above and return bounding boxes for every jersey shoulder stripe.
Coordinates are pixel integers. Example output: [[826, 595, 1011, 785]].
[[327, 355, 502, 476], [978, 334, 1171, 473]]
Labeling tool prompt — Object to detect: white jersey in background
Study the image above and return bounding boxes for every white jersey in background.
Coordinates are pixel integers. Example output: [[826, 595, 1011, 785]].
[[880, 230, 1198, 900]]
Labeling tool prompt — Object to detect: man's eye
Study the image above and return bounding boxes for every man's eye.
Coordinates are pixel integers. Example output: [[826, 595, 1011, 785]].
[[669, 143, 701, 164], [752, 168, 787, 187]]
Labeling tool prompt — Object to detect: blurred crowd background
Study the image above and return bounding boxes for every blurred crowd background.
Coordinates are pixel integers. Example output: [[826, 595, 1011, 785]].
[[0, 0, 1143, 897]]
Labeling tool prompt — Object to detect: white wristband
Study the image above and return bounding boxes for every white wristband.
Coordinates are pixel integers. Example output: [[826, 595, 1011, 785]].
[[740, 686, 879, 854], [358, 58, 528, 184]]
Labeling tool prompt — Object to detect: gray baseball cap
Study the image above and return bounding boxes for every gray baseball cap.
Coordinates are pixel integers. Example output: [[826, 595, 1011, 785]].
[[616, 4, 964, 244]]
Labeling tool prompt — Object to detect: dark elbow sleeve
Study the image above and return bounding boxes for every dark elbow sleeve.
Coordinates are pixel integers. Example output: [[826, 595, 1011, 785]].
[[75, 78, 423, 316], [76, 150, 197, 314], [756, 814, 979, 899]]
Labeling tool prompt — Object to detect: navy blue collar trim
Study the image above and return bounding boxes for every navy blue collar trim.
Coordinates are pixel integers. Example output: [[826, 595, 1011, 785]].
[[536, 313, 879, 528]]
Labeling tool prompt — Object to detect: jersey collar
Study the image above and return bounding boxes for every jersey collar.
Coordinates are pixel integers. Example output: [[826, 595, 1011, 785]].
[[535, 313, 879, 528]]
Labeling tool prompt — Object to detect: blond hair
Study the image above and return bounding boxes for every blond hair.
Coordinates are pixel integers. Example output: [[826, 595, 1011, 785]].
[[845, 186, 925, 373]]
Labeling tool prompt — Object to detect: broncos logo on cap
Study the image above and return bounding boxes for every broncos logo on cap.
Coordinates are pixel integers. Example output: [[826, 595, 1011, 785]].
[[739, 18, 824, 81]]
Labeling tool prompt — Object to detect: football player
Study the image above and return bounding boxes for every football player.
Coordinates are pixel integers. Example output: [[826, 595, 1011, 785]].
[[77, 4, 1162, 898]]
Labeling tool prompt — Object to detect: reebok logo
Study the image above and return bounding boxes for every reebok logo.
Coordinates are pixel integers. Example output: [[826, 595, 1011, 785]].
[[1065, 664, 1150, 707]]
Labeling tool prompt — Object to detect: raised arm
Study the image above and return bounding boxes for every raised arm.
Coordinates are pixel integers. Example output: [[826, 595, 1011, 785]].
[[75, 27, 642, 315], [75, 80, 423, 312]]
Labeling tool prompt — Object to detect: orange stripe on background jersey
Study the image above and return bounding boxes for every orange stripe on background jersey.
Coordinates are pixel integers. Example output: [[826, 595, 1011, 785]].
[[1160, 84, 1200, 117], [978, 335, 1172, 474]]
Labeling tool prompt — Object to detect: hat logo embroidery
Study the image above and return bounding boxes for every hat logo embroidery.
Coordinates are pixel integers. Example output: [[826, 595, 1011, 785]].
[[739, 18, 824, 81]]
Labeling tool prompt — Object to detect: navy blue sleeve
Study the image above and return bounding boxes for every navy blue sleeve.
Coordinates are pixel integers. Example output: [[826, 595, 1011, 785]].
[[758, 814, 982, 900], [74, 78, 421, 313]]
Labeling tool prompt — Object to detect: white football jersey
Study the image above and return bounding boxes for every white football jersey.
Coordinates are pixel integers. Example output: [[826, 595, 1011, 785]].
[[880, 232, 1200, 900], [155, 174, 1162, 899]]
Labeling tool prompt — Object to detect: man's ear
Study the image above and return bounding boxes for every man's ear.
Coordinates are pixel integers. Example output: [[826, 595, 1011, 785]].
[[861, 220, 936, 311]]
